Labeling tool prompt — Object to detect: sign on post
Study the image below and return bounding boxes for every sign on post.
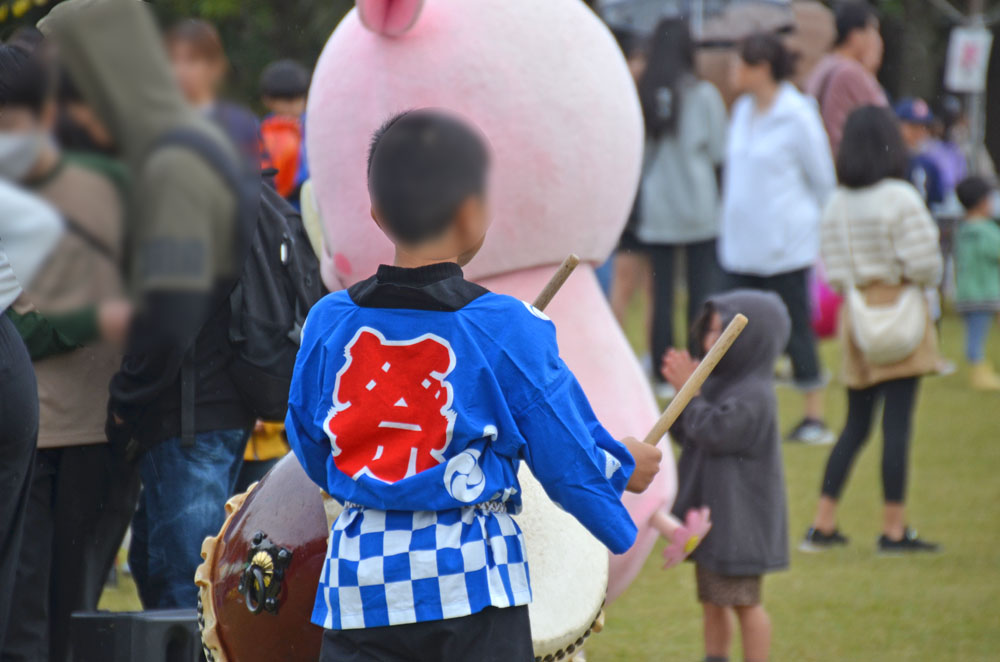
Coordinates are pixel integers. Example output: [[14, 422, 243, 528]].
[[945, 26, 994, 93]]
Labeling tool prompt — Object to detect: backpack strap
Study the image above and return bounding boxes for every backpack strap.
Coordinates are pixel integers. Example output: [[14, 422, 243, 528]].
[[63, 214, 118, 265], [151, 127, 259, 446]]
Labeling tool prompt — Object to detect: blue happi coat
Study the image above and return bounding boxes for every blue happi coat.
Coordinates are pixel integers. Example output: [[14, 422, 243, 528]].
[[286, 263, 636, 630]]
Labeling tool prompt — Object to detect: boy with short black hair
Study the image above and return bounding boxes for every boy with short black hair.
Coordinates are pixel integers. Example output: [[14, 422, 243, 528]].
[[286, 108, 661, 661], [258, 59, 311, 201], [954, 175, 1000, 390]]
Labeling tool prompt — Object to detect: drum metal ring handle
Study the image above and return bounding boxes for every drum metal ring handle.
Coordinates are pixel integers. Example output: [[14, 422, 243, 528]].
[[237, 531, 293, 615], [244, 566, 268, 614]]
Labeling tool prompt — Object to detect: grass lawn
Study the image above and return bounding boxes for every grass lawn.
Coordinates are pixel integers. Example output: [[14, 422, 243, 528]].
[[587, 309, 1000, 661], [100, 310, 1000, 661]]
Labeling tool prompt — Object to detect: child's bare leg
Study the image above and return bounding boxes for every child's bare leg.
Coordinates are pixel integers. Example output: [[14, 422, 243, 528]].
[[610, 252, 644, 326], [702, 602, 732, 659], [734, 604, 771, 662], [812, 495, 838, 533], [804, 388, 824, 421]]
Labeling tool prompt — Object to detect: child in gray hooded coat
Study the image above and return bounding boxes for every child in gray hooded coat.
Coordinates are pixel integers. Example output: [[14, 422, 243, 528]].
[[662, 289, 790, 662]]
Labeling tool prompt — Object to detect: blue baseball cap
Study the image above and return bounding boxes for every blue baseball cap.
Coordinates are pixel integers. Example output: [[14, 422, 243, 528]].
[[894, 98, 934, 125]]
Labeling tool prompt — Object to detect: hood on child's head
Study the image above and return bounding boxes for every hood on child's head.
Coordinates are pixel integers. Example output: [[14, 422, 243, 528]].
[[705, 289, 791, 381]]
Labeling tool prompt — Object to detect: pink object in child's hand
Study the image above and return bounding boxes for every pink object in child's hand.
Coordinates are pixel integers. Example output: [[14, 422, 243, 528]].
[[661, 507, 712, 570]]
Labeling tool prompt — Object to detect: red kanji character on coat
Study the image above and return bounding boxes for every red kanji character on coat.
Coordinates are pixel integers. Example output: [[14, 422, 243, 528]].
[[325, 327, 456, 483]]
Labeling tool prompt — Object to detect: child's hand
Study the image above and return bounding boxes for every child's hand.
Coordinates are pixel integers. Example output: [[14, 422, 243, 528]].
[[621, 436, 662, 493], [661, 349, 699, 392]]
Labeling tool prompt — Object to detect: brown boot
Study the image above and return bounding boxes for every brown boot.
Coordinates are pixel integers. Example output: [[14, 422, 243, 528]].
[[970, 362, 1000, 391]]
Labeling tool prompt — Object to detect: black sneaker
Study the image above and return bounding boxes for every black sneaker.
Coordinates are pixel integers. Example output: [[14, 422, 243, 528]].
[[877, 528, 940, 555], [799, 527, 850, 552], [786, 418, 836, 445]]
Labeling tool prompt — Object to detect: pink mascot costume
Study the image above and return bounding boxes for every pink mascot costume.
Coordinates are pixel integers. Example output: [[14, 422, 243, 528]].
[[306, 0, 676, 608], [196, 3, 686, 660]]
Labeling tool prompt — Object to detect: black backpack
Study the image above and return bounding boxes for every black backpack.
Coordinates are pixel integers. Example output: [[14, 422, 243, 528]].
[[156, 128, 326, 441]]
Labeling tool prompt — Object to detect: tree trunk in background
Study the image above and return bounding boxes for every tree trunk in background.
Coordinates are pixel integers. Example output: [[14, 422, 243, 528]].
[[894, 0, 950, 99], [985, 24, 1000, 171]]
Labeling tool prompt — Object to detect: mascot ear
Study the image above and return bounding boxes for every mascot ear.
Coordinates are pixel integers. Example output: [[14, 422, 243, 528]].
[[357, 0, 425, 37]]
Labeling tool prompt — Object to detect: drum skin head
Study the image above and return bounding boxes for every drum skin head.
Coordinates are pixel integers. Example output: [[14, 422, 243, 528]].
[[517, 467, 607, 661], [197, 455, 327, 662]]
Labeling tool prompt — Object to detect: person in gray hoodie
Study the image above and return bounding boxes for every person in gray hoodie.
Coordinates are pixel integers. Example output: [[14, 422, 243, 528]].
[[662, 290, 790, 662], [40, 0, 254, 610]]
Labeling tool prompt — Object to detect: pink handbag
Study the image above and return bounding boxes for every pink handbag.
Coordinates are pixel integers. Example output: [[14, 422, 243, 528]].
[[811, 263, 842, 339]]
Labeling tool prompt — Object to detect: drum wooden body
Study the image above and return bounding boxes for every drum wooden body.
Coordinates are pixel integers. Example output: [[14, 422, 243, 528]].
[[197, 455, 607, 662], [196, 455, 327, 662]]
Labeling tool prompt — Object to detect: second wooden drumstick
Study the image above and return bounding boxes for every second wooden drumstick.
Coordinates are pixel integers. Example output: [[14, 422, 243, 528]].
[[532, 254, 581, 311], [642, 314, 749, 446]]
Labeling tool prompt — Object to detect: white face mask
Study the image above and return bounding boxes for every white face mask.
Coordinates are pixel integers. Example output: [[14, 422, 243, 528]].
[[0, 132, 45, 182]]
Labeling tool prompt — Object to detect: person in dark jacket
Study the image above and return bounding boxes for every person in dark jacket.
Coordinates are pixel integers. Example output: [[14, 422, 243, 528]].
[[662, 290, 790, 662], [41, 0, 255, 609]]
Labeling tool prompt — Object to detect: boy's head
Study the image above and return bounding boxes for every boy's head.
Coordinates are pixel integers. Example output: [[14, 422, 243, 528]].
[[367, 109, 491, 265], [0, 44, 57, 181], [165, 19, 227, 107], [834, 2, 882, 71], [894, 98, 933, 150], [260, 59, 311, 118], [956, 175, 995, 218]]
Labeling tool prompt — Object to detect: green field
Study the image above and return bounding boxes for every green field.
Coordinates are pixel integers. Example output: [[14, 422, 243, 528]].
[[100, 312, 1000, 661]]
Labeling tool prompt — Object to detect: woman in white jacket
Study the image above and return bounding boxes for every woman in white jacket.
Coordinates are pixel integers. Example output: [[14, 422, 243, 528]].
[[720, 33, 837, 445]]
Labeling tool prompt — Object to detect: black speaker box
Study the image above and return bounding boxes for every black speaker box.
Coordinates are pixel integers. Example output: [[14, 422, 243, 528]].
[[71, 609, 204, 662]]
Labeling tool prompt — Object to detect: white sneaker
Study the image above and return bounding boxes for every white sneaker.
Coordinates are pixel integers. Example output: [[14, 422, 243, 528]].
[[786, 419, 836, 445]]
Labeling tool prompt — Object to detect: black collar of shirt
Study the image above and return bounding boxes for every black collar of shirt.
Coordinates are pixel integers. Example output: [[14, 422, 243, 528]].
[[348, 263, 489, 312]]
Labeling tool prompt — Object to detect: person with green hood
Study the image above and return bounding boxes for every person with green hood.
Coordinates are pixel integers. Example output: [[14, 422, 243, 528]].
[[40, 0, 255, 610]]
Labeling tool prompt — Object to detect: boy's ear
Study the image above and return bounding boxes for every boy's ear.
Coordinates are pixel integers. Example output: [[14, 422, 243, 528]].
[[454, 196, 487, 237]]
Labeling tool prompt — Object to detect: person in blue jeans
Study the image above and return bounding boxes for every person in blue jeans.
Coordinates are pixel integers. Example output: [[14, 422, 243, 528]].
[[128, 430, 248, 607], [44, 0, 256, 608]]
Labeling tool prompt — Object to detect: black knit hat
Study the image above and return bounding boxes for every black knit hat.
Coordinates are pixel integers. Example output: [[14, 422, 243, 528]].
[[259, 59, 311, 99], [956, 175, 994, 212]]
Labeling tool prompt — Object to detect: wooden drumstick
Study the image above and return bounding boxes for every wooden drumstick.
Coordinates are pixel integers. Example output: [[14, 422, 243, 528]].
[[642, 313, 749, 446], [532, 254, 581, 311]]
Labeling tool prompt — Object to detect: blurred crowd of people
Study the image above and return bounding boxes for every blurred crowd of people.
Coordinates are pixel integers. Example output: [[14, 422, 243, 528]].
[[0, 2, 315, 659], [611, 5, 998, 659]]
